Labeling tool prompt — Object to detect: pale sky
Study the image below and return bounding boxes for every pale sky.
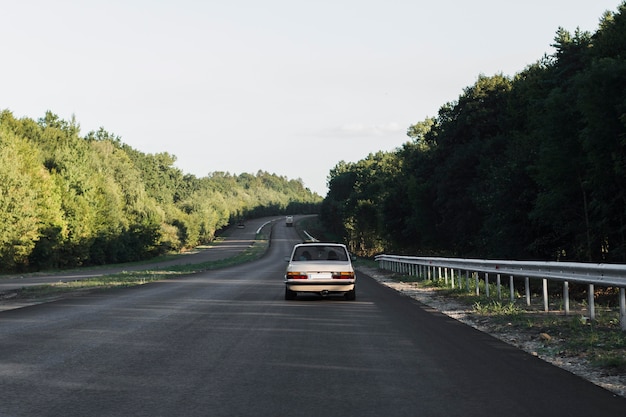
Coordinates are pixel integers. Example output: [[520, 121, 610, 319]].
[[1, 0, 621, 195]]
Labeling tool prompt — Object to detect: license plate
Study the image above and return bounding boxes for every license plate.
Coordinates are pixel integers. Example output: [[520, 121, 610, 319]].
[[309, 272, 332, 279]]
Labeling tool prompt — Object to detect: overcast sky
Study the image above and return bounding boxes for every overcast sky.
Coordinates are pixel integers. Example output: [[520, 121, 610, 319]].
[[1, 0, 621, 195]]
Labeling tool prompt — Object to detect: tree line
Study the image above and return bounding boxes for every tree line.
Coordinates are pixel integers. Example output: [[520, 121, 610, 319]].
[[0, 111, 321, 273], [321, 3, 626, 263]]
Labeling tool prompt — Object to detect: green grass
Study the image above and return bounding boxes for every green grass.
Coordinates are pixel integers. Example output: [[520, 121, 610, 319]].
[[472, 300, 525, 316]]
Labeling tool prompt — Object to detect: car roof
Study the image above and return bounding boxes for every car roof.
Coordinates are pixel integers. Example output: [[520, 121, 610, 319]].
[[290, 243, 350, 262], [295, 242, 345, 247]]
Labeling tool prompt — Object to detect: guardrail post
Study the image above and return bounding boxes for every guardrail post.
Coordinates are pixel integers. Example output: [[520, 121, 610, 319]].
[[496, 273, 501, 300], [563, 281, 570, 316], [525, 277, 531, 307], [509, 275, 515, 302], [466, 270, 470, 292], [450, 268, 455, 289], [485, 273, 490, 298], [475, 272, 480, 296], [543, 278, 549, 312], [619, 288, 626, 331], [588, 284, 596, 321]]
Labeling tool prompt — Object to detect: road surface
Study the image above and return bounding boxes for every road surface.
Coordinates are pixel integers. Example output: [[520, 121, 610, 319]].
[[0, 218, 624, 416]]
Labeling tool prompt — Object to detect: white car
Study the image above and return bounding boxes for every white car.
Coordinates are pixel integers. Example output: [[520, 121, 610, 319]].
[[285, 216, 294, 227], [284, 243, 356, 300]]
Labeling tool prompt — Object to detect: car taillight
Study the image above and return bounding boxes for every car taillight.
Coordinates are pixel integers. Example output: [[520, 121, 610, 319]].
[[287, 272, 308, 279], [332, 271, 354, 279]]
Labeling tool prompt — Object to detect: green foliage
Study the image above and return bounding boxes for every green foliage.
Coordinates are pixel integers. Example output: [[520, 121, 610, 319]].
[[322, 3, 626, 262], [0, 122, 65, 270], [473, 300, 524, 317], [0, 111, 321, 273], [321, 152, 399, 256]]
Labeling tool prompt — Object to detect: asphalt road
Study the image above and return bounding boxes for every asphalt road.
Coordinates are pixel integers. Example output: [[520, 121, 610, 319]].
[[0, 220, 624, 416]]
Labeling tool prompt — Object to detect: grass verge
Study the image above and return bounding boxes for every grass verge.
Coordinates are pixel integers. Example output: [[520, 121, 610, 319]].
[[5, 230, 270, 303]]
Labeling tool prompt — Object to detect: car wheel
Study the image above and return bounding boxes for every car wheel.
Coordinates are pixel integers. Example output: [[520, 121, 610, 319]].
[[285, 288, 297, 300], [344, 289, 356, 301]]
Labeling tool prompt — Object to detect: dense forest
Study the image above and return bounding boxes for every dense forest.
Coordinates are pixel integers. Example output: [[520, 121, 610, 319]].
[[321, 3, 626, 263], [0, 111, 321, 272]]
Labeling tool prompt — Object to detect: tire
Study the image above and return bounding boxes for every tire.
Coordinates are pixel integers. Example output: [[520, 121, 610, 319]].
[[344, 288, 356, 301], [285, 287, 297, 300]]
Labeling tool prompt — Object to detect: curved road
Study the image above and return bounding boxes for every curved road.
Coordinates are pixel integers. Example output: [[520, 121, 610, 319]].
[[0, 220, 624, 416]]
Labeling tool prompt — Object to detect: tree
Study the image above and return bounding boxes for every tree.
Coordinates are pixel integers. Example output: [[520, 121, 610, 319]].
[[429, 74, 513, 256], [0, 125, 65, 270], [527, 28, 595, 261], [0, 110, 322, 272]]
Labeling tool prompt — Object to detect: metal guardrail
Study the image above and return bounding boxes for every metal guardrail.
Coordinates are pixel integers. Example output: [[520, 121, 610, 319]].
[[375, 254, 626, 330]]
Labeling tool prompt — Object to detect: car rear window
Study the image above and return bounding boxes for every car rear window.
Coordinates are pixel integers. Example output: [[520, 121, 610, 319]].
[[293, 246, 348, 261]]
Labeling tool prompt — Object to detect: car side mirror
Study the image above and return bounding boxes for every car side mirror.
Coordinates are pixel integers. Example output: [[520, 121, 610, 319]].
[[284, 256, 291, 262]]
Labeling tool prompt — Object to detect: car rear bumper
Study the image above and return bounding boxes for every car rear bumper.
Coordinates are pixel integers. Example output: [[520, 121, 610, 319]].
[[285, 280, 355, 293]]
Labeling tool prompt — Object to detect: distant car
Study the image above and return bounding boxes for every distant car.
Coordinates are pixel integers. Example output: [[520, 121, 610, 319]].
[[285, 216, 294, 227], [284, 243, 356, 300]]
